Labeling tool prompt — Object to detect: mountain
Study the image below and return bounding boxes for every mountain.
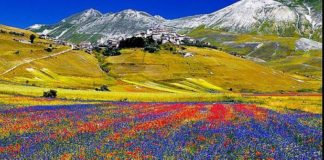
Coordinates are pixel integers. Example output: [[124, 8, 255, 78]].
[[166, 0, 322, 40], [29, 9, 165, 43], [28, 0, 322, 43]]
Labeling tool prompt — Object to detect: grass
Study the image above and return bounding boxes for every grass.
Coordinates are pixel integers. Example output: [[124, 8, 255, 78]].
[[0, 25, 115, 89], [0, 82, 321, 114], [0, 83, 240, 102], [0, 50, 115, 89], [105, 47, 318, 93], [242, 95, 322, 114], [0, 25, 70, 73], [187, 27, 322, 83], [0, 94, 94, 110]]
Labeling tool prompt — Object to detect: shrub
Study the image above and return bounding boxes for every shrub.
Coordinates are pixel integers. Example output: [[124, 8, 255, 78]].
[[103, 48, 121, 56], [297, 88, 314, 93], [144, 46, 159, 53], [44, 48, 53, 52], [43, 90, 57, 98], [95, 85, 110, 91], [93, 47, 102, 52], [0, 29, 7, 34]]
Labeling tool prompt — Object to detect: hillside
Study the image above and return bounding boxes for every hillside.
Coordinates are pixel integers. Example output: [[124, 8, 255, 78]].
[[167, 0, 322, 41], [0, 25, 114, 89], [103, 46, 319, 93], [0, 25, 320, 94], [187, 27, 322, 83]]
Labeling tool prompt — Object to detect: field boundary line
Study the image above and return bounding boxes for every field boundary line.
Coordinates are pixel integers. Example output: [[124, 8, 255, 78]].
[[0, 48, 72, 76]]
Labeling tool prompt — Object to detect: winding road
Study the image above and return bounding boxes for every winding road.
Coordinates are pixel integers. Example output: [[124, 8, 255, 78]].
[[0, 48, 72, 76]]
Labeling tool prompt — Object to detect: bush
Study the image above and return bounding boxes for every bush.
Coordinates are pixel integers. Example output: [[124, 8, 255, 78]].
[[95, 85, 110, 91], [103, 48, 121, 56], [0, 30, 7, 34], [93, 47, 102, 52], [297, 88, 314, 93], [144, 46, 159, 53], [43, 90, 57, 98], [44, 47, 53, 52]]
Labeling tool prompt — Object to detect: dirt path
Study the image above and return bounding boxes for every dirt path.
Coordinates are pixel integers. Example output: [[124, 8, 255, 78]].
[[0, 48, 72, 76]]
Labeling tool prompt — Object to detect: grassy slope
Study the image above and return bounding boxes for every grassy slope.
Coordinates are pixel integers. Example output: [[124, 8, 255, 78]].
[[104, 47, 318, 93], [0, 25, 70, 73], [0, 25, 114, 89], [187, 27, 322, 83]]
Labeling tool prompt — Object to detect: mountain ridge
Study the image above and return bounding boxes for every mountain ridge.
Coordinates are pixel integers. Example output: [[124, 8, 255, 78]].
[[29, 0, 322, 43]]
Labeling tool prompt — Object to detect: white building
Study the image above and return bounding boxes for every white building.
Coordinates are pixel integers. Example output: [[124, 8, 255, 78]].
[[79, 41, 92, 49], [107, 39, 119, 48]]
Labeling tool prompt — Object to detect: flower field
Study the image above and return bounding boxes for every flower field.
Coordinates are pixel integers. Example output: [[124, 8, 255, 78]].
[[0, 102, 322, 159]]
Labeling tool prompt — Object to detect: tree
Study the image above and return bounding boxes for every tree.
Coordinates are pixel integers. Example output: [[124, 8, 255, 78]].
[[103, 48, 121, 56], [119, 37, 146, 49], [30, 34, 36, 43]]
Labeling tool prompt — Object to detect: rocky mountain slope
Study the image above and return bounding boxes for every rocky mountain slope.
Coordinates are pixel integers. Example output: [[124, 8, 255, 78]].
[[29, 0, 322, 43], [166, 0, 322, 40], [29, 9, 164, 43]]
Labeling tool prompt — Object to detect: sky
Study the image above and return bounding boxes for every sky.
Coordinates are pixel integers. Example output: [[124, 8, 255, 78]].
[[0, 0, 238, 28]]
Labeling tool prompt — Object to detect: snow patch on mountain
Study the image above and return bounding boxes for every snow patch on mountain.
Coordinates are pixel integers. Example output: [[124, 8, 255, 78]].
[[56, 29, 69, 39], [164, 0, 297, 32], [28, 24, 44, 30]]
